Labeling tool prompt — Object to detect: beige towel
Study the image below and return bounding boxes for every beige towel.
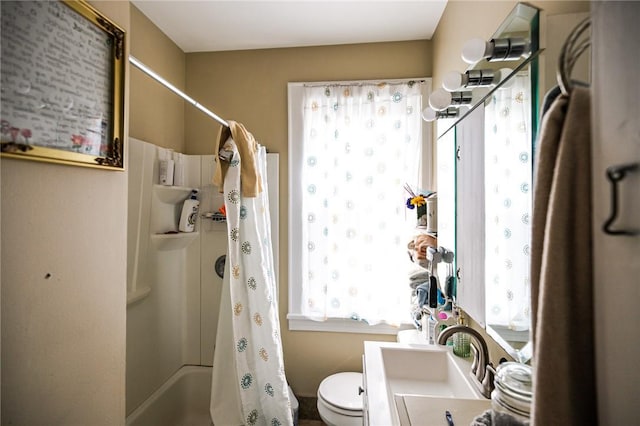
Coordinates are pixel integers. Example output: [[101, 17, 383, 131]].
[[212, 120, 262, 197], [531, 86, 596, 425]]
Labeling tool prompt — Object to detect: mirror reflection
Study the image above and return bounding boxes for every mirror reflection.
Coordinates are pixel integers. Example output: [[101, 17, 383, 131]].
[[483, 69, 533, 358], [435, 3, 540, 361], [480, 3, 538, 361]]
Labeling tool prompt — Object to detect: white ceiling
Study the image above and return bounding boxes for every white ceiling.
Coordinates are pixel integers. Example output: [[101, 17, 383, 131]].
[[131, 1, 448, 53]]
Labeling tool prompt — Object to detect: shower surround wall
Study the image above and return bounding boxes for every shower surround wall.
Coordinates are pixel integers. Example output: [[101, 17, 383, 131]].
[[126, 138, 226, 415], [126, 137, 281, 416]]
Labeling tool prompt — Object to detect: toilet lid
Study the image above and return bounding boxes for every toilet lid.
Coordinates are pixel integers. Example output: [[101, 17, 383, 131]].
[[318, 372, 363, 411]]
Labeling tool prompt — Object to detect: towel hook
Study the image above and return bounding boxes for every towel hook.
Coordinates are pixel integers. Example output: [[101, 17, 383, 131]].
[[602, 162, 639, 236], [557, 18, 591, 96]]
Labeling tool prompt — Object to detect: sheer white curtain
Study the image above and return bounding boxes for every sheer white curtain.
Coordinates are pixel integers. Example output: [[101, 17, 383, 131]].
[[484, 73, 532, 331], [298, 81, 425, 326]]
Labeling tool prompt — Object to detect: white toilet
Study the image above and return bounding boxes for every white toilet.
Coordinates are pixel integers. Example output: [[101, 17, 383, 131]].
[[317, 372, 363, 426]]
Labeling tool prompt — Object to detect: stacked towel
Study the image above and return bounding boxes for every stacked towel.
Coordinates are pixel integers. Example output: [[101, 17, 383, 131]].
[[407, 234, 437, 329], [408, 268, 430, 289], [409, 269, 431, 329]]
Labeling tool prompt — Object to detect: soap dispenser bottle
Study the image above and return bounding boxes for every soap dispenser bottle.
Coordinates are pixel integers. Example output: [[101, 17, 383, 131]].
[[179, 190, 199, 232]]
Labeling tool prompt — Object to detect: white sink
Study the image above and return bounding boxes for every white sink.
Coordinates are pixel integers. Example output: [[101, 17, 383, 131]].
[[364, 341, 486, 426], [381, 346, 478, 399]]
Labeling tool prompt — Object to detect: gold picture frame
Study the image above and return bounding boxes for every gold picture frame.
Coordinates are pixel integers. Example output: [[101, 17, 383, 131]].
[[0, 0, 126, 170]]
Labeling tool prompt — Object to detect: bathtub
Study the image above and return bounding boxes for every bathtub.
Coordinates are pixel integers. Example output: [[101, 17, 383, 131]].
[[126, 365, 299, 426], [126, 366, 213, 426]]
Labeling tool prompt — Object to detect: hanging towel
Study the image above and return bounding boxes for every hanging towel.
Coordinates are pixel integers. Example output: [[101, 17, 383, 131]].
[[530, 86, 596, 425], [213, 120, 263, 197], [539, 81, 590, 121]]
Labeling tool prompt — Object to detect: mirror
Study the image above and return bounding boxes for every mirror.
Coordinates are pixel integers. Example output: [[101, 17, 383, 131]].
[[482, 67, 534, 361], [481, 4, 539, 362], [437, 3, 540, 362]]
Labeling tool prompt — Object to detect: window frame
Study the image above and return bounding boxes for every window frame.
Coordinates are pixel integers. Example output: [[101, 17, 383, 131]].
[[287, 79, 433, 334]]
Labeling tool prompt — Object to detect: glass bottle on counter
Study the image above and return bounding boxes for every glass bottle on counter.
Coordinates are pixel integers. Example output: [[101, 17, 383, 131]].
[[491, 362, 532, 424], [453, 312, 471, 357]]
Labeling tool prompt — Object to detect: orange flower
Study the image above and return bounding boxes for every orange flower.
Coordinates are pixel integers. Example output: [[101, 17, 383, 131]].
[[408, 195, 426, 208]]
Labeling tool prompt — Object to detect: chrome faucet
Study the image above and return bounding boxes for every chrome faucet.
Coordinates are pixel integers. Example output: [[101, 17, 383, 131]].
[[437, 325, 495, 399]]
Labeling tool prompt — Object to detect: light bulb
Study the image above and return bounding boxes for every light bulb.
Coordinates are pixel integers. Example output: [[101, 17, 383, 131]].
[[429, 88, 453, 111], [421, 107, 438, 122], [443, 71, 464, 92], [462, 38, 491, 64]]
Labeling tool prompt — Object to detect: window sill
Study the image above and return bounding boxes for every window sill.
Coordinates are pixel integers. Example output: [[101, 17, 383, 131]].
[[287, 313, 414, 335]]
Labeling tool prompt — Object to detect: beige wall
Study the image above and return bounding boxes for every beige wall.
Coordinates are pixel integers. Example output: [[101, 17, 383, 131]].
[[185, 40, 432, 154], [0, 2, 130, 424], [185, 41, 432, 396], [129, 4, 186, 152]]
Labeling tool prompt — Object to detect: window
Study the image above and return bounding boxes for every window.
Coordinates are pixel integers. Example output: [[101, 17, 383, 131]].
[[288, 79, 432, 333]]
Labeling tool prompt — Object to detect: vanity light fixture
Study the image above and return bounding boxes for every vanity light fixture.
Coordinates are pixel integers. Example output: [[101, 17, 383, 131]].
[[442, 68, 514, 92], [462, 37, 530, 64], [421, 107, 459, 122]]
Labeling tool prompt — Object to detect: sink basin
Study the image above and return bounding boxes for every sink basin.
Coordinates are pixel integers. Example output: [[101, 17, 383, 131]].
[[394, 394, 491, 425], [364, 341, 485, 426], [381, 346, 478, 399]]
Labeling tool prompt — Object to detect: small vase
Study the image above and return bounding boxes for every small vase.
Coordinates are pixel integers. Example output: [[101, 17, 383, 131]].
[[417, 204, 428, 227], [426, 196, 437, 232]]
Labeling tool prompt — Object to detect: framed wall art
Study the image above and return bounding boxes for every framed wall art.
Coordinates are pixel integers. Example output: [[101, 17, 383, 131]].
[[0, 0, 126, 170]]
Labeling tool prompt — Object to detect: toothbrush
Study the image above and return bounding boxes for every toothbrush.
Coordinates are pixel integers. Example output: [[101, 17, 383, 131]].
[[445, 410, 455, 426]]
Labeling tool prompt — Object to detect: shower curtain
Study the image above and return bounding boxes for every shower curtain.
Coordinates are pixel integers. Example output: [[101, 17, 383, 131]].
[[210, 137, 292, 426]]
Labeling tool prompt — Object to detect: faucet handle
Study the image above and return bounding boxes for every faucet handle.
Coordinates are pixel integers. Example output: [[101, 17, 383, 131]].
[[482, 363, 496, 396]]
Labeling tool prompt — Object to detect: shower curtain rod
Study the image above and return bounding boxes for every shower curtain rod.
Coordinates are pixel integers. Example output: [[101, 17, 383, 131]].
[[129, 55, 229, 128]]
